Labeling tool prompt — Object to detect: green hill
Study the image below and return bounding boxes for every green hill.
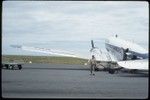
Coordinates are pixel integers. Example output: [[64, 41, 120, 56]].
[[2, 55, 88, 65]]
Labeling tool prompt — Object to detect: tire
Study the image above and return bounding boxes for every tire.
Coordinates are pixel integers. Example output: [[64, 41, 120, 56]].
[[18, 65, 22, 70], [94, 67, 99, 71], [5, 65, 9, 69], [108, 69, 115, 74], [11, 65, 15, 70]]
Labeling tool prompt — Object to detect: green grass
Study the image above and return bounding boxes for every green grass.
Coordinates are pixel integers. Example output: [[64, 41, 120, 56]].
[[2, 55, 88, 65]]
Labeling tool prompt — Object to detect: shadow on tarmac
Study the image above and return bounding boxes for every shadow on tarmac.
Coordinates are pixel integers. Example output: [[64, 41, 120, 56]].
[[116, 73, 149, 78], [23, 67, 89, 70]]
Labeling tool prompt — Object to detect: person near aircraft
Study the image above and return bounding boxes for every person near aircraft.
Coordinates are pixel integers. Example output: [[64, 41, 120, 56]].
[[89, 55, 97, 75]]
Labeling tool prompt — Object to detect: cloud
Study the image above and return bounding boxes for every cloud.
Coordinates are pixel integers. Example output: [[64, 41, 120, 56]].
[[2, 1, 148, 55]]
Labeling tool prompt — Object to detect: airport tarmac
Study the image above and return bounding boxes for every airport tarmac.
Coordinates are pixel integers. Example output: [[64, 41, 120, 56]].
[[2, 63, 148, 99]]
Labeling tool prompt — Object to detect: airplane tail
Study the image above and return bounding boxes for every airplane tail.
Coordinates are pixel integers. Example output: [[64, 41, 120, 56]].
[[91, 40, 95, 48], [90, 40, 112, 61]]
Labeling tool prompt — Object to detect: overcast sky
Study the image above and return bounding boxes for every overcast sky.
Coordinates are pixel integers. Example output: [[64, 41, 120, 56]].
[[2, 1, 149, 56]]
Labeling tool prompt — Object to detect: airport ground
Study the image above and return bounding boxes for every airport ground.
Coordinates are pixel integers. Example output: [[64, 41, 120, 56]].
[[2, 63, 148, 99]]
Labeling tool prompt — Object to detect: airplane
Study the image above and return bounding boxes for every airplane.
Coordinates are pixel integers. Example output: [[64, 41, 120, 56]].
[[10, 35, 149, 74], [103, 35, 148, 74]]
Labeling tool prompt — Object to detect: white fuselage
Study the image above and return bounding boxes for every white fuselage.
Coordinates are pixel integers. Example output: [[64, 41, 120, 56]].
[[105, 37, 148, 61], [104, 36, 148, 73]]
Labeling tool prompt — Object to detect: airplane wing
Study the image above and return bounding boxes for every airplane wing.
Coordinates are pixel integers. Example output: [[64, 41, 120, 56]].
[[10, 44, 112, 62], [10, 45, 82, 58], [117, 59, 148, 70]]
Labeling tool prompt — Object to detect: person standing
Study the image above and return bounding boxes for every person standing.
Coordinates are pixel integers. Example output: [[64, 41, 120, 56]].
[[89, 55, 97, 75]]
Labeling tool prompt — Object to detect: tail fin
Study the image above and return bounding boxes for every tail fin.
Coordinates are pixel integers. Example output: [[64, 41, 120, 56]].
[[91, 40, 95, 48], [90, 40, 112, 61]]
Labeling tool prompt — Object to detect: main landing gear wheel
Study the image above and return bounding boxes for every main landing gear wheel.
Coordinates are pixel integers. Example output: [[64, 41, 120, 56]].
[[108, 69, 115, 74]]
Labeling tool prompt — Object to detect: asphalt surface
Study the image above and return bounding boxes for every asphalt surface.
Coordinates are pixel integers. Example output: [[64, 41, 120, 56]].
[[2, 63, 149, 99]]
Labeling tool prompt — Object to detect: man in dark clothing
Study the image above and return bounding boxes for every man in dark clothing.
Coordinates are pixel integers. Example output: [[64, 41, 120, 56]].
[[89, 55, 97, 75]]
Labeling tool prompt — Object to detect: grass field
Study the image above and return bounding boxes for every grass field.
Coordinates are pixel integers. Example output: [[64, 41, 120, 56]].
[[2, 55, 88, 65]]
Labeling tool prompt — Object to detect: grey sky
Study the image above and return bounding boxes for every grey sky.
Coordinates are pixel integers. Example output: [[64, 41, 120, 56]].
[[2, 1, 149, 56]]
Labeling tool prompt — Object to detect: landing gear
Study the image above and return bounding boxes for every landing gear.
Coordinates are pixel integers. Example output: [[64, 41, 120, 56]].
[[94, 66, 99, 71], [129, 69, 137, 74], [131, 55, 137, 60], [108, 69, 115, 74]]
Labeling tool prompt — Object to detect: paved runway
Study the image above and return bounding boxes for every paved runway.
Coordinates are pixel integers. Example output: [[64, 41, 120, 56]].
[[2, 63, 148, 99]]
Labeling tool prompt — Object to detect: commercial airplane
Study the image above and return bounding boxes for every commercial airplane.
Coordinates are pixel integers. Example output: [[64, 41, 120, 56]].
[[10, 35, 149, 74]]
